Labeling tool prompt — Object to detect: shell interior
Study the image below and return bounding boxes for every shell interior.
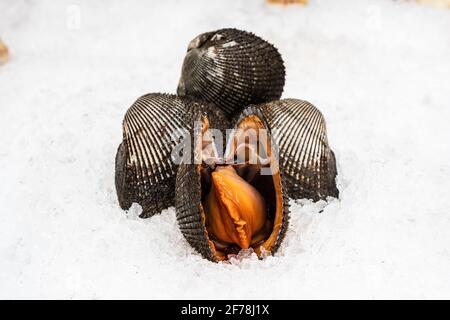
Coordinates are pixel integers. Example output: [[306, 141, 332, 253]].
[[197, 114, 285, 260]]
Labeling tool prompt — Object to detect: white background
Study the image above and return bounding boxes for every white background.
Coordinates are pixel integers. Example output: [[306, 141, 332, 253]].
[[0, 0, 449, 299]]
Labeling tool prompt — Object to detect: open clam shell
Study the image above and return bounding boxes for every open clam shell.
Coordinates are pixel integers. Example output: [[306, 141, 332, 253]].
[[255, 99, 339, 201], [177, 28, 285, 117], [175, 106, 289, 261], [115, 93, 228, 218]]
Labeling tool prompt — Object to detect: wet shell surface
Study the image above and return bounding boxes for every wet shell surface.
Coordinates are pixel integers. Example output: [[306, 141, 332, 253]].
[[177, 28, 285, 117], [255, 99, 339, 201], [115, 93, 228, 218], [175, 106, 289, 261]]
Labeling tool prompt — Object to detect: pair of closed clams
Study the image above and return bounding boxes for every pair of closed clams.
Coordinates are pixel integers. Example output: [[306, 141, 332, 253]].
[[115, 28, 338, 262]]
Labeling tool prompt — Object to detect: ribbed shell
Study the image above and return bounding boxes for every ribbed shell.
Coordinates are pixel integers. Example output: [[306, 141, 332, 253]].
[[177, 28, 285, 117], [175, 107, 290, 262], [0, 40, 9, 65], [115, 93, 229, 218], [256, 99, 339, 201]]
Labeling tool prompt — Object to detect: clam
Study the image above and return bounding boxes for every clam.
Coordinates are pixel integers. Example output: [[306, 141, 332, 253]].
[[254, 98, 339, 200], [114, 27, 339, 262], [175, 106, 289, 261], [175, 29, 338, 201], [115, 93, 228, 218], [177, 28, 285, 117]]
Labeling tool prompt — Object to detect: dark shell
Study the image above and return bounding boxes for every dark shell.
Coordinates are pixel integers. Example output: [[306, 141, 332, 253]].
[[0, 39, 9, 65], [177, 28, 285, 117], [175, 106, 290, 262], [255, 99, 339, 201], [115, 93, 229, 218]]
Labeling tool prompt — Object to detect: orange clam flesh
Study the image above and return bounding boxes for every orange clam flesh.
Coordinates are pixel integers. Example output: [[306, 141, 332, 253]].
[[199, 114, 285, 260]]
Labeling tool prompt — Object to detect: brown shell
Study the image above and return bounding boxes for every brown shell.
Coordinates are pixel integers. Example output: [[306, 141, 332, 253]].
[[175, 106, 290, 262], [115, 93, 229, 218], [256, 99, 339, 201], [177, 28, 285, 117]]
